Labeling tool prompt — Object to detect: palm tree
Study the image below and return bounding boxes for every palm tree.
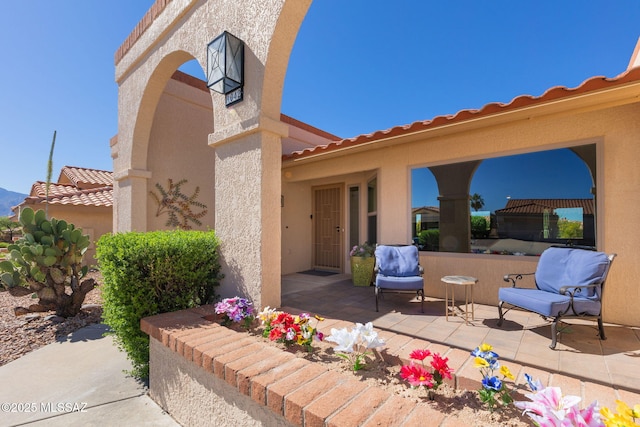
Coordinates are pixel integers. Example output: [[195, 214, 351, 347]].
[[470, 193, 485, 211]]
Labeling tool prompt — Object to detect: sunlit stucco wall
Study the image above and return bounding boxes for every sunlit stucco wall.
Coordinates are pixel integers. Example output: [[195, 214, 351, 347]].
[[46, 205, 111, 266], [282, 101, 640, 327], [114, 0, 311, 309], [146, 77, 215, 231]]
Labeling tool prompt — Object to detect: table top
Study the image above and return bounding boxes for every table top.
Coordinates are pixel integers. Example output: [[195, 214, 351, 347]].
[[441, 275, 478, 285]]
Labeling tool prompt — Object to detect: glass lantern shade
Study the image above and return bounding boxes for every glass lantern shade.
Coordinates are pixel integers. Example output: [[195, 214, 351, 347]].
[[207, 31, 244, 94]]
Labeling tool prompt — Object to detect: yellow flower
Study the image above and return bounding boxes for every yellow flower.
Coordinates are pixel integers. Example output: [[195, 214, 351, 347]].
[[500, 365, 515, 380], [479, 343, 493, 352], [474, 357, 489, 368], [616, 400, 640, 421], [601, 405, 639, 427], [314, 314, 325, 321]]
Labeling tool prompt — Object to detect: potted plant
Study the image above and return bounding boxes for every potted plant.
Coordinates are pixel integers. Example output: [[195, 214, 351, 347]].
[[349, 242, 375, 286]]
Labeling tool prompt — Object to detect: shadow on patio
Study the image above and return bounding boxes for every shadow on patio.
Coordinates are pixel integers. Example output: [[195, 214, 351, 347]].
[[281, 272, 640, 403]]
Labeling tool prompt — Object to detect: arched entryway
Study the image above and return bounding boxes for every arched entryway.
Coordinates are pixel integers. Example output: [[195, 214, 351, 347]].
[[113, 0, 312, 309]]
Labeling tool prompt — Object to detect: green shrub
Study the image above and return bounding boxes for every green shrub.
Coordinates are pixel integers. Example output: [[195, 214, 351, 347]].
[[0, 242, 9, 248], [96, 230, 223, 378], [470, 216, 489, 238], [418, 229, 439, 251]]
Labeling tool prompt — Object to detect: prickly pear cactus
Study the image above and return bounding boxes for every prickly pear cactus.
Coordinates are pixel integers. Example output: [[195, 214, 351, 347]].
[[0, 207, 95, 317]]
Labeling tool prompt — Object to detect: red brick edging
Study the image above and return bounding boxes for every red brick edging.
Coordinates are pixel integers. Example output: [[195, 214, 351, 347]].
[[141, 305, 488, 426]]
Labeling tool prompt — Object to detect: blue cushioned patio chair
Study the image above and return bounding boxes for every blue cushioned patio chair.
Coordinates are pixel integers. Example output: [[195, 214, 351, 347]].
[[497, 246, 615, 349], [374, 245, 425, 312]]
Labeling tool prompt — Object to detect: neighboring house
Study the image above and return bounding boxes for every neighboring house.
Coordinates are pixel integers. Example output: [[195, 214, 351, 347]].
[[13, 166, 113, 266], [495, 199, 594, 245], [411, 206, 440, 234], [112, 1, 640, 327]]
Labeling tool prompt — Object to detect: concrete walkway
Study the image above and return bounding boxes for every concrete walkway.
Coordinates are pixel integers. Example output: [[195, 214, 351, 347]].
[[0, 324, 179, 427]]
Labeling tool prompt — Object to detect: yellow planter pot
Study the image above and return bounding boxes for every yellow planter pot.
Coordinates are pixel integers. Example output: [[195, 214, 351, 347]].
[[350, 256, 375, 286]]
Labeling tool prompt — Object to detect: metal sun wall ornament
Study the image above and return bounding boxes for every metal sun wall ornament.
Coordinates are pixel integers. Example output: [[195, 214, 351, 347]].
[[150, 179, 208, 230], [207, 31, 244, 107]]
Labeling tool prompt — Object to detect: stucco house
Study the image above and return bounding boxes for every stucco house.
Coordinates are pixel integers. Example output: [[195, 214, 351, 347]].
[[13, 166, 113, 265], [111, 0, 640, 328], [494, 198, 595, 245]]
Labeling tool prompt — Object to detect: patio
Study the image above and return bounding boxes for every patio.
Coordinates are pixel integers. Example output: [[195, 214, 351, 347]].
[[281, 272, 640, 406]]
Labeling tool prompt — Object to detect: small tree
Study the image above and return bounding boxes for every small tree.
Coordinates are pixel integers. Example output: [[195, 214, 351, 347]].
[[0, 217, 20, 241], [558, 219, 583, 239], [470, 193, 485, 212], [0, 207, 94, 317]]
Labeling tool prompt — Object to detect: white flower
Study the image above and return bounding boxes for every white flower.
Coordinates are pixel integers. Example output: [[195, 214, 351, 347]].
[[257, 306, 278, 325], [355, 322, 385, 349], [326, 327, 359, 353]]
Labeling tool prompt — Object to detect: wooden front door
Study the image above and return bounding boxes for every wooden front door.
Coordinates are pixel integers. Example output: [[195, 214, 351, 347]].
[[313, 186, 342, 271]]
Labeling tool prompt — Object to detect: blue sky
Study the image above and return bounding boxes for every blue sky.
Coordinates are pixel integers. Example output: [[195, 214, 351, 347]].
[[411, 148, 593, 213], [1, 1, 640, 195]]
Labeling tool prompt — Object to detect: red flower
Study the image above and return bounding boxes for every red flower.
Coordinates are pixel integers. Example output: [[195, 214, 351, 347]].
[[409, 349, 432, 361], [430, 353, 453, 380], [400, 363, 433, 388], [269, 328, 283, 341]]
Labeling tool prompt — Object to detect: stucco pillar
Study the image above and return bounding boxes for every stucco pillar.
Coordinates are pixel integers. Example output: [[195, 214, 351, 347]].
[[211, 119, 284, 310], [378, 166, 410, 244], [430, 161, 480, 253], [113, 169, 152, 232]]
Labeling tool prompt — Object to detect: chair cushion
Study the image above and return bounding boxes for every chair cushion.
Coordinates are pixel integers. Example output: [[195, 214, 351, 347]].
[[535, 248, 610, 297], [376, 274, 424, 290], [375, 245, 420, 277], [498, 287, 601, 317]]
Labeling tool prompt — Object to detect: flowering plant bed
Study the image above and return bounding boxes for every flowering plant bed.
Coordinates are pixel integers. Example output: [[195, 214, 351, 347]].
[[147, 304, 639, 427], [205, 299, 531, 426]]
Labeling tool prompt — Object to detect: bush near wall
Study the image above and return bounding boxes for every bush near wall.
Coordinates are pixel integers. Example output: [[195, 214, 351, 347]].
[[471, 216, 489, 238], [96, 230, 223, 378], [418, 229, 440, 251]]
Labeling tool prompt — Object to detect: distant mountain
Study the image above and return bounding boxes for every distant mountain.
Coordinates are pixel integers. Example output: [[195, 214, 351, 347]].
[[0, 188, 27, 216]]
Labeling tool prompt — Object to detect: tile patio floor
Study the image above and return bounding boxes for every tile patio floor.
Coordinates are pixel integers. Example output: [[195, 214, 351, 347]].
[[280, 273, 640, 401]]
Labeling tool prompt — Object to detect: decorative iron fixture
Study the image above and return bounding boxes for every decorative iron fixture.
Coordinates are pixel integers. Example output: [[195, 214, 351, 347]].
[[207, 31, 244, 106]]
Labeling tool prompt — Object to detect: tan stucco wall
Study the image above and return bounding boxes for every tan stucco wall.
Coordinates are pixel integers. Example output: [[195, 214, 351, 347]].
[[149, 338, 293, 427], [114, 0, 311, 309], [281, 171, 374, 275], [146, 78, 215, 231], [45, 205, 112, 267], [282, 101, 640, 326]]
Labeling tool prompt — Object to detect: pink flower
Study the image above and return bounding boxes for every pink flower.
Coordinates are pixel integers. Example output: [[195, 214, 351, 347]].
[[409, 349, 431, 361], [430, 353, 453, 380], [400, 363, 434, 388], [515, 387, 584, 426]]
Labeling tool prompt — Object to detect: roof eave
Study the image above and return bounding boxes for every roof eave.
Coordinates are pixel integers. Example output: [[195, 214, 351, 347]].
[[283, 71, 640, 165]]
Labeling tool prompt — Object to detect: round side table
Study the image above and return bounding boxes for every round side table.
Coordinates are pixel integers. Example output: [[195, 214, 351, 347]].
[[440, 275, 478, 324]]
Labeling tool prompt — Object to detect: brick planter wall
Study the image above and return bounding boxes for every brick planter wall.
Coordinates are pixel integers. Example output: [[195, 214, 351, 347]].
[[140, 305, 486, 427]]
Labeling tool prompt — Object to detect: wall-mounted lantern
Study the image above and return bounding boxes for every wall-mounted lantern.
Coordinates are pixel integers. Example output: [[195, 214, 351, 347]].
[[207, 31, 244, 107]]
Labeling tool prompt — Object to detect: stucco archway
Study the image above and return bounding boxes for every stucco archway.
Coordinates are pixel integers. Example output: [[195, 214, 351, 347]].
[[113, 0, 312, 309]]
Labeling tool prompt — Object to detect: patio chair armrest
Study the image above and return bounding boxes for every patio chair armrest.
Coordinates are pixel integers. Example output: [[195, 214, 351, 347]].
[[559, 283, 600, 297], [418, 265, 424, 275], [503, 272, 534, 288]]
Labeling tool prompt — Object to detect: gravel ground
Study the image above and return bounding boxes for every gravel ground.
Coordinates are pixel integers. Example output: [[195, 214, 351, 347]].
[[0, 270, 103, 367]]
